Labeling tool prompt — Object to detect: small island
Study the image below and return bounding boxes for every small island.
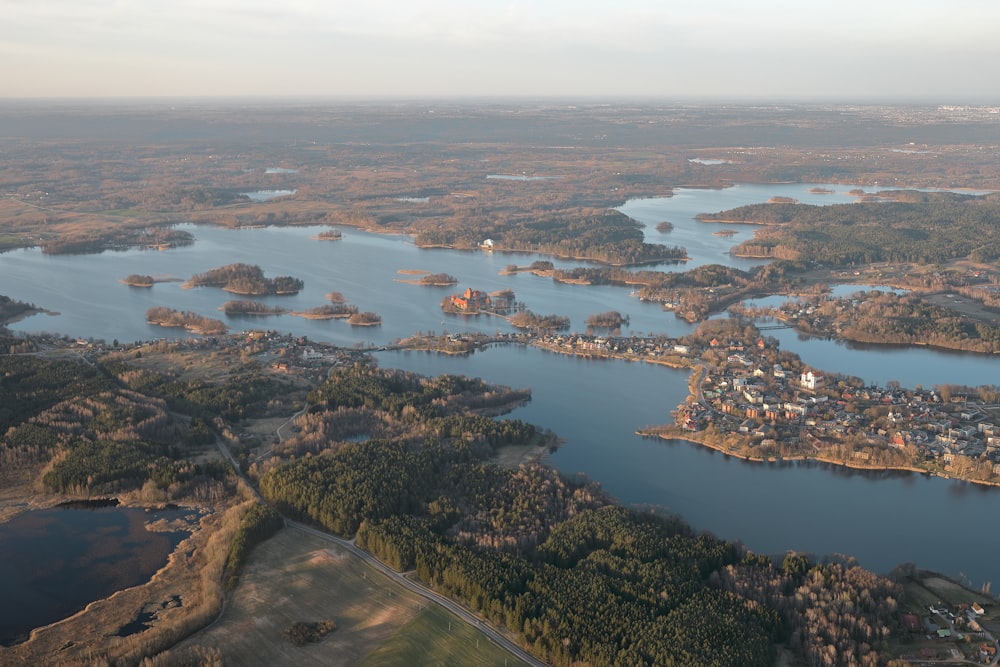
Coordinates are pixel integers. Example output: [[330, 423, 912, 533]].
[[145, 306, 228, 334], [121, 274, 154, 287], [585, 310, 629, 329], [325, 291, 347, 303], [183, 263, 304, 296], [395, 270, 458, 286], [220, 300, 287, 317], [290, 304, 359, 320], [510, 310, 570, 331], [712, 229, 738, 237], [499, 260, 555, 277], [310, 228, 343, 241], [347, 311, 382, 326], [120, 274, 181, 287], [655, 221, 674, 233]]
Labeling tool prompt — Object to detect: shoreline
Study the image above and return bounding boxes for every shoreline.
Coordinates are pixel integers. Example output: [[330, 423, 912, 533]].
[[639, 429, 1000, 489]]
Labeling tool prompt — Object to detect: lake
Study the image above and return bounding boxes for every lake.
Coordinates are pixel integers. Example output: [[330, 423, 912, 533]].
[[0, 503, 193, 646], [2, 182, 999, 592]]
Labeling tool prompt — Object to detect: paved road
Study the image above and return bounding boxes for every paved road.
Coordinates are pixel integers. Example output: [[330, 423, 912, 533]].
[[286, 520, 548, 667]]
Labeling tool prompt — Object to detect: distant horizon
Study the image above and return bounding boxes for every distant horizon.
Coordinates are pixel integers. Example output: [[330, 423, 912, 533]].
[[0, 95, 998, 107], [3, 2, 999, 101]]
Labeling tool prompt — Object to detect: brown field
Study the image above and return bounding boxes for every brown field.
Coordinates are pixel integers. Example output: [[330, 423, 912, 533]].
[[173, 527, 520, 666]]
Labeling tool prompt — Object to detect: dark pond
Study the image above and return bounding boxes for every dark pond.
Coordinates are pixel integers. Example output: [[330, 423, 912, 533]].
[[0, 503, 193, 646]]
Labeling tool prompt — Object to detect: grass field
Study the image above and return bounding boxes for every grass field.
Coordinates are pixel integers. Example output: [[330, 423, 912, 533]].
[[358, 604, 528, 667], [175, 527, 529, 666]]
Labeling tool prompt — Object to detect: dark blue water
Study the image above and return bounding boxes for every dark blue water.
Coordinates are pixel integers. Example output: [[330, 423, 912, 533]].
[[0, 504, 191, 646]]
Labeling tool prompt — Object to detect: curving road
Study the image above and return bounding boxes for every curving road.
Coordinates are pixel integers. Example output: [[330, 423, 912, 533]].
[[286, 520, 548, 667], [212, 432, 547, 666]]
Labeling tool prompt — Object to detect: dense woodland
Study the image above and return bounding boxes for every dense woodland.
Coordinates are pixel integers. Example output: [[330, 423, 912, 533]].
[[704, 193, 1000, 267], [0, 354, 232, 498], [254, 362, 910, 667]]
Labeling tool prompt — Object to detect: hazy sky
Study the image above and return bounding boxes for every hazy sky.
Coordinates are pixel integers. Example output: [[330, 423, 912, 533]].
[[3, 0, 999, 100]]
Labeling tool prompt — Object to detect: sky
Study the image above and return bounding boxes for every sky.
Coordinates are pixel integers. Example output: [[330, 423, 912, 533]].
[[2, 0, 999, 101]]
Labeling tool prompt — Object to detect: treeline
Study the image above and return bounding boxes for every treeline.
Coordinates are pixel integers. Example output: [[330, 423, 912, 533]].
[[711, 193, 1000, 266], [146, 307, 228, 334], [182, 263, 303, 295], [222, 502, 283, 589]]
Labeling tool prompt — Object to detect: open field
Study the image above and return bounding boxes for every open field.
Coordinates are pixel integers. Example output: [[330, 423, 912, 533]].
[[176, 527, 524, 666], [359, 603, 528, 667]]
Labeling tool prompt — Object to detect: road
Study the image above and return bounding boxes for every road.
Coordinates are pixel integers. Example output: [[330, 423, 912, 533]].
[[286, 520, 548, 667], [212, 429, 547, 666]]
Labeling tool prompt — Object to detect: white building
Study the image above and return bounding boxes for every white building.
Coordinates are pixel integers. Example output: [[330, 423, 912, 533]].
[[800, 371, 824, 390]]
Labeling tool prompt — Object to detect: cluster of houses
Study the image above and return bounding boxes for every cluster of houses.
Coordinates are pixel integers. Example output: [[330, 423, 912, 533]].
[[676, 336, 1000, 480], [901, 602, 997, 663]]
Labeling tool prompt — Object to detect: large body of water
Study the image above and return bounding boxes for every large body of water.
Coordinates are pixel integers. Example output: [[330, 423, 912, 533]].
[[2, 182, 999, 592]]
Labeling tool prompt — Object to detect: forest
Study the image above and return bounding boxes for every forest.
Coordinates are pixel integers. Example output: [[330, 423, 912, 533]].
[[415, 209, 687, 266], [766, 289, 1000, 354], [0, 354, 232, 498], [255, 363, 908, 667], [701, 192, 1000, 266]]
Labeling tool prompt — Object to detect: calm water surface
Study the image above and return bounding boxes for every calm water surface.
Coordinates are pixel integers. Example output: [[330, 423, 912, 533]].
[[2, 182, 999, 591], [0, 504, 191, 646]]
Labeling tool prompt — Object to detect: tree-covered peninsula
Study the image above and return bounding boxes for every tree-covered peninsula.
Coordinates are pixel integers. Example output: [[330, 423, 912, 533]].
[[701, 191, 1000, 266]]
